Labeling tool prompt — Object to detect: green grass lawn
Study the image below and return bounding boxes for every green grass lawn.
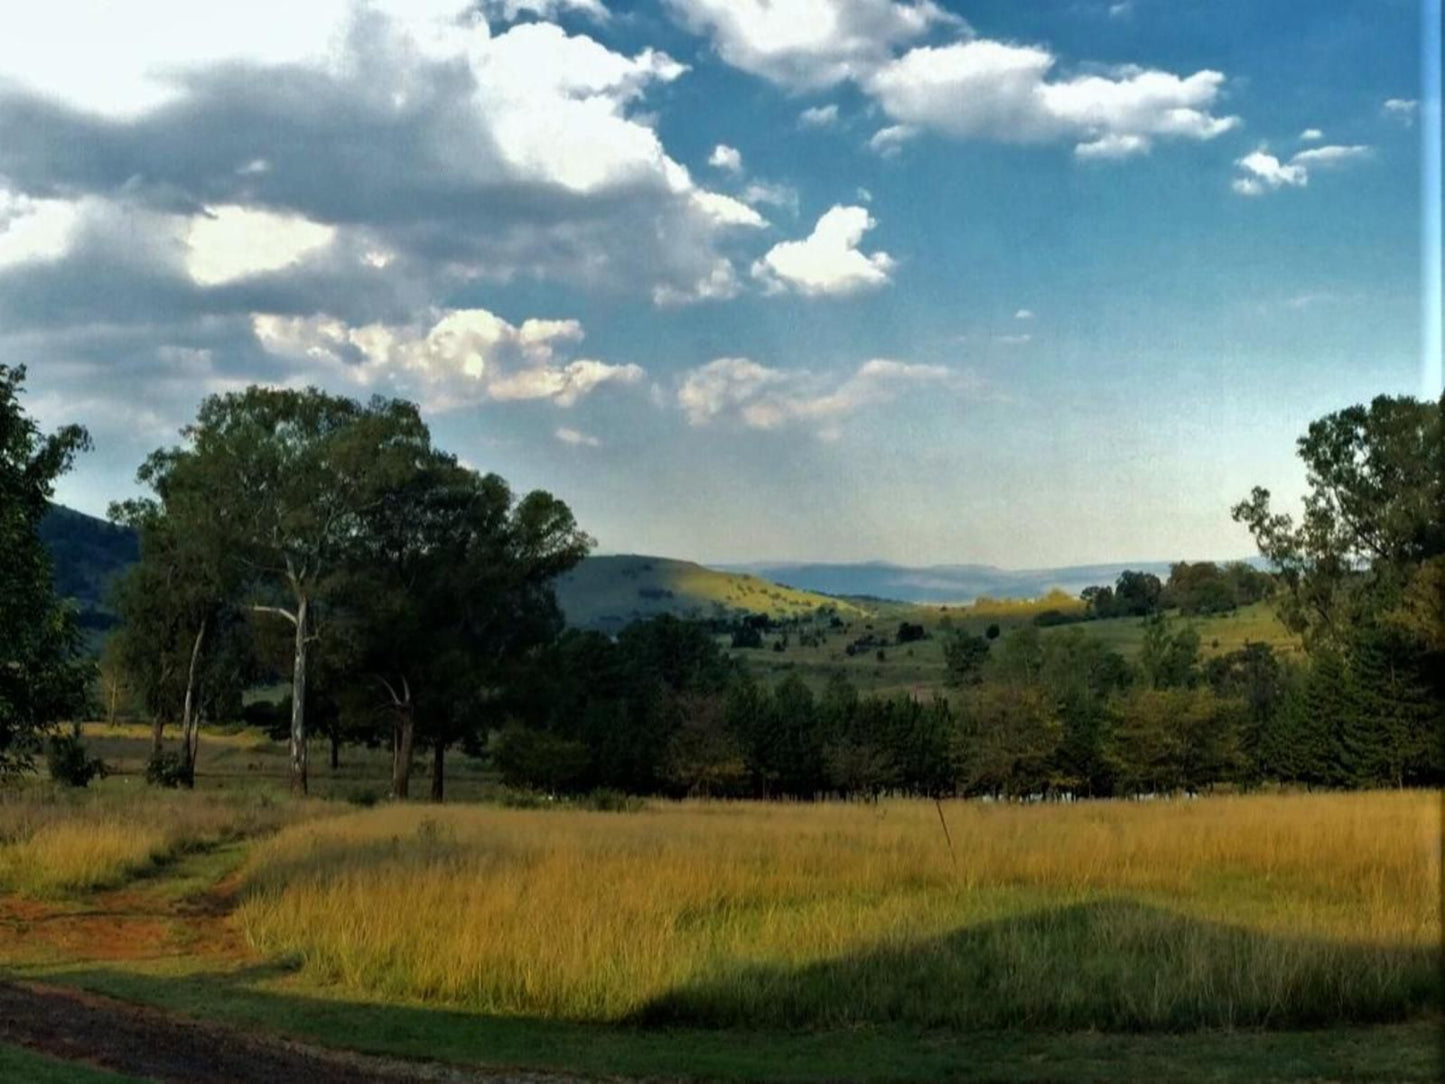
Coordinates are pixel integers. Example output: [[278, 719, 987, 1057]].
[[0, 1044, 146, 1083], [21, 961, 1442, 1083]]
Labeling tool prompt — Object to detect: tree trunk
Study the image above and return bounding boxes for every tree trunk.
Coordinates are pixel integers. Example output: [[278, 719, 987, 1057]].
[[290, 594, 309, 796], [180, 618, 208, 790], [390, 704, 415, 800], [151, 714, 164, 757], [430, 742, 445, 803]]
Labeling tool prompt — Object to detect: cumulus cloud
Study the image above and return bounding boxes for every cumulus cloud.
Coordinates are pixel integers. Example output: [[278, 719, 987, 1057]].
[[251, 306, 644, 411], [0, 4, 764, 310], [662, 0, 960, 90], [708, 143, 743, 172], [867, 124, 918, 157], [865, 42, 1237, 157], [1231, 144, 1371, 196], [666, 4, 1236, 159], [480, 0, 609, 22], [798, 103, 840, 127], [677, 355, 980, 437], [1014, 308, 1034, 320], [751, 205, 894, 297], [1383, 98, 1419, 124], [1300, 127, 1323, 141]]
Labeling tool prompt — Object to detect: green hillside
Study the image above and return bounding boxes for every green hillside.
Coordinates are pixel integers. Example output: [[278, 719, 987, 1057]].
[[555, 555, 870, 631]]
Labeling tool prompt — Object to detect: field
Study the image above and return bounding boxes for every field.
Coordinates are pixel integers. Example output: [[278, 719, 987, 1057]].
[[737, 600, 1301, 695], [1, 779, 1439, 1082]]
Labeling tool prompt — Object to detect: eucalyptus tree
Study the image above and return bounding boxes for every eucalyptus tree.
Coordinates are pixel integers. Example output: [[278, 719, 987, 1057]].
[[0, 365, 91, 777], [132, 386, 432, 794], [339, 457, 592, 800]]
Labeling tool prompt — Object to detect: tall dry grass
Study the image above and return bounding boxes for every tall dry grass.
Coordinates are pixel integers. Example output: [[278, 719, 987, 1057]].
[[0, 787, 313, 894], [237, 791, 1442, 1029]]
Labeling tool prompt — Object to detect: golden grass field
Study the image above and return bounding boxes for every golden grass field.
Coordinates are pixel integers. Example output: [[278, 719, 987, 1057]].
[[0, 788, 311, 894], [233, 790, 1442, 1030]]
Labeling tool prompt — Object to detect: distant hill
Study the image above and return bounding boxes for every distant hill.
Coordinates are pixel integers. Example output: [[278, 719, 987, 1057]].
[[38, 504, 137, 626], [718, 559, 1262, 605], [555, 555, 869, 632], [37, 508, 866, 634]]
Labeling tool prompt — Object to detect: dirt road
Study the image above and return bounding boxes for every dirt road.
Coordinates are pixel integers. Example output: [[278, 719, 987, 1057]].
[[0, 979, 597, 1084]]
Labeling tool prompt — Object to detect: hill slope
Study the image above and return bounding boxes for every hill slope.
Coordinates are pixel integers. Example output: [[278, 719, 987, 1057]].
[[555, 555, 869, 631], [37, 508, 868, 634], [38, 505, 137, 625], [721, 559, 1263, 604]]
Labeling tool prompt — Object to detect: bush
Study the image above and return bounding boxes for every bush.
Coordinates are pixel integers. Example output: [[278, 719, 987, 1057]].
[[345, 787, 383, 808], [578, 788, 646, 813], [45, 733, 106, 788], [145, 751, 190, 788]]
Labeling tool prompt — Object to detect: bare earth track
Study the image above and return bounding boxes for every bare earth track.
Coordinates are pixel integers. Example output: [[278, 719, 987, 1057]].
[[0, 979, 599, 1084]]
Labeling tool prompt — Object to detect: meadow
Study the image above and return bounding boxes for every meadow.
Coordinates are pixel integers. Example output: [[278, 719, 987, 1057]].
[[739, 600, 1300, 695], [1, 782, 1440, 1081], [234, 791, 1441, 1030]]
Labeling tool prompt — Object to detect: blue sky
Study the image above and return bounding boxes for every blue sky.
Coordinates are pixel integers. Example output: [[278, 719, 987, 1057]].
[[1, 0, 1434, 567]]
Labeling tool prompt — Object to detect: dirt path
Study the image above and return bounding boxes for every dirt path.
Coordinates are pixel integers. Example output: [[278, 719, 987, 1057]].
[[0, 978, 598, 1083]]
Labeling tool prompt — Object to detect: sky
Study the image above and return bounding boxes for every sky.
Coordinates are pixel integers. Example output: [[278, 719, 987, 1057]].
[[1, 0, 1435, 568]]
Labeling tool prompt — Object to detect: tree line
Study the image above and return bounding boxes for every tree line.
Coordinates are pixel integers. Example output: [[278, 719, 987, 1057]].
[[3, 361, 1441, 801]]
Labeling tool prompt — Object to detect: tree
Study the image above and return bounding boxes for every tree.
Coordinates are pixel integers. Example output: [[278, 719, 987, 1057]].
[[942, 630, 990, 685], [0, 365, 92, 777], [1232, 394, 1443, 645], [1113, 570, 1163, 617], [109, 481, 247, 785], [1139, 615, 1201, 689], [136, 387, 432, 794]]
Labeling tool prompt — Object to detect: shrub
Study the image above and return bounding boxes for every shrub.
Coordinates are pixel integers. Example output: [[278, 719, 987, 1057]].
[[145, 751, 191, 788], [45, 733, 106, 788]]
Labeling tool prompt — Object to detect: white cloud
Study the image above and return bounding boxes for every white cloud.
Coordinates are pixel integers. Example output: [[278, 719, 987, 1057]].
[[1231, 144, 1371, 196], [0, 190, 83, 269], [708, 143, 744, 172], [741, 181, 800, 215], [480, 0, 609, 22], [252, 306, 643, 411], [799, 103, 840, 127], [663, 0, 961, 90], [1290, 144, 1372, 168], [1014, 309, 1034, 320], [1300, 128, 1323, 141], [994, 333, 1032, 345], [677, 355, 979, 436], [0, 5, 766, 307], [1231, 150, 1307, 196], [866, 41, 1237, 157], [868, 124, 918, 157], [1383, 98, 1419, 124], [1074, 133, 1148, 159], [555, 426, 602, 446], [185, 205, 335, 286], [751, 205, 894, 297], [1107, 1, 1135, 18]]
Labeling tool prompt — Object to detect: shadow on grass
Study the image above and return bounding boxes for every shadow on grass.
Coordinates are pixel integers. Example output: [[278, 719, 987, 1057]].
[[634, 899, 1444, 1033], [22, 899, 1444, 1084]]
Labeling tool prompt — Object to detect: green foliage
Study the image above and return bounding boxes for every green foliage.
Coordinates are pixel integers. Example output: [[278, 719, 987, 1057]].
[[0, 365, 93, 778], [144, 750, 192, 788], [44, 732, 106, 787]]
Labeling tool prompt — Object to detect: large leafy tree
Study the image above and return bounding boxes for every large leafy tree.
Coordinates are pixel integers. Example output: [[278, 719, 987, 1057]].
[[0, 365, 92, 777], [1234, 394, 1444, 786], [1232, 394, 1443, 643], [134, 386, 432, 794], [338, 456, 591, 800]]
